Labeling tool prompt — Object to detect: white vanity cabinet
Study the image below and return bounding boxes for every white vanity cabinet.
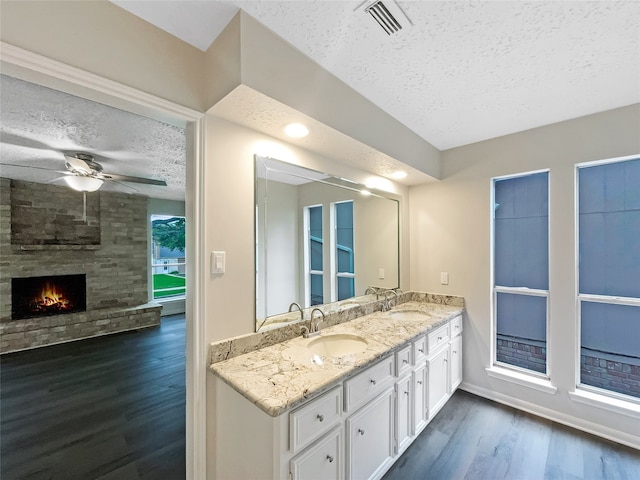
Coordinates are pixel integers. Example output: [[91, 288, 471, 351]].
[[346, 386, 395, 479], [290, 427, 344, 480], [212, 313, 464, 480], [426, 314, 463, 419]]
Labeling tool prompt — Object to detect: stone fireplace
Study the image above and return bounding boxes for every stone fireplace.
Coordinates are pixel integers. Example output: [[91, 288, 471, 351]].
[[0, 177, 161, 353]]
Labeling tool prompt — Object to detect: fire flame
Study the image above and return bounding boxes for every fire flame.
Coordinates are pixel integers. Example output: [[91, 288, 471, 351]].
[[37, 281, 70, 308]]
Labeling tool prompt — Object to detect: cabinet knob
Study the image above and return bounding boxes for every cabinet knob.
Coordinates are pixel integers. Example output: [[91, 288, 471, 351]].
[[403, 359, 408, 364], [418, 348, 424, 353], [370, 379, 376, 385], [404, 391, 409, 396], [326, 454, 334, 463], [417, 380, 422, 385], [316, 414, 324, 422], [453, 350, 457, 355], [438, 336, 443, 341], [358, 428, 365, 436]]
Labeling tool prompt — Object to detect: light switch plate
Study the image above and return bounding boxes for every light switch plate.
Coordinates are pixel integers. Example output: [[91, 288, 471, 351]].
[[378, 268, 385, 279], [440, 272, 449, 285], [211, 251, 225, 274]]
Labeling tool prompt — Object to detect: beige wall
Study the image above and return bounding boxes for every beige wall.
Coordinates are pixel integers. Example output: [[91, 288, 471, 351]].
[[0, 0, 206, 112], [409, 104, 640, 445]]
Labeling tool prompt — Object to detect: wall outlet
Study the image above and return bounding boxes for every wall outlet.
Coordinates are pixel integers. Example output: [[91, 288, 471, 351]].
[[440, 272, 449, 285]]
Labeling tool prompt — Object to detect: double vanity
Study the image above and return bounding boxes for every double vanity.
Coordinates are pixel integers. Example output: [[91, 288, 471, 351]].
[[210, 292, 464, 480]]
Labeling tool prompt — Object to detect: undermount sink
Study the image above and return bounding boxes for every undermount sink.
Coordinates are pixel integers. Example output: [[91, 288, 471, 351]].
[[389, 310, 430, 321], [307, 334, 368, 357]]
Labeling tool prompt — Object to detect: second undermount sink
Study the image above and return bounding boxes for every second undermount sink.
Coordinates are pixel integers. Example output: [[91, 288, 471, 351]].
[[389, 310, 431, 321], [307, 333, 368, 357]]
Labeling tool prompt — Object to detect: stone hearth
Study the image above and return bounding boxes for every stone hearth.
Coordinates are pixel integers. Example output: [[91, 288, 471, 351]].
[[0, 177, 161, 353]]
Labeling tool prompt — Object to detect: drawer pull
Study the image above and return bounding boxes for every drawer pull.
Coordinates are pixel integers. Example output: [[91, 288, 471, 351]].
[[358, 428, 365, 436], [403, 359, 408, 364], [417, 380, 423, 385], [404, 391, 409, 396], [326, 455, 334, 463], [453, 350, 458, 354], [370, 379, 376, 385], [316, 414, 324, 422], [418, 348, 424, 353], [438, 336, 443, 341], [455, 325, 460, 330]]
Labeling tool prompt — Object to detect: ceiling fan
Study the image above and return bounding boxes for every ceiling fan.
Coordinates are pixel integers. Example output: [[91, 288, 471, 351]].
[[62, 152, 167, 192]]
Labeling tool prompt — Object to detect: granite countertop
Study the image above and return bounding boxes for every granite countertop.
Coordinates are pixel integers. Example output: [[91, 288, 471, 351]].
[[210, 301, 464, 417]]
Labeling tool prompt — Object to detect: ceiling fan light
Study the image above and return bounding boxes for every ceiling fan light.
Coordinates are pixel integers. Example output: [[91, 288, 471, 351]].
[[64, 175, 104, 192]]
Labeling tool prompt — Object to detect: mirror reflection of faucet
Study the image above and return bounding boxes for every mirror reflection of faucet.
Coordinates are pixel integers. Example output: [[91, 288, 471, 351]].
[[288, 302, 303, 320]]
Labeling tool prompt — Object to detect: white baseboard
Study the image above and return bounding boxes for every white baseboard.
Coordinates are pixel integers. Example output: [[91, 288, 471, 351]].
[[459, 381, 640, 451]]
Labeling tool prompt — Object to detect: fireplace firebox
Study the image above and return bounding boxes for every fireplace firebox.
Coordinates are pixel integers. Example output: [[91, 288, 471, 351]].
[[12, 274, 87, 320]]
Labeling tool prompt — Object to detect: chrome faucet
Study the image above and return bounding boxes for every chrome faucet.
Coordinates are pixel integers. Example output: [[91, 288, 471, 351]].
[[302, 308, 325, 338], [383, 289, 398, 311], [288, 302, 303, 320]]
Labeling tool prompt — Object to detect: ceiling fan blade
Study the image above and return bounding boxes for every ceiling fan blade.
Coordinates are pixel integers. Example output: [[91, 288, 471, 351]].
[[100, 172, 167, 186], [0, 131, 58, 152], [0, 162, 59, 173]]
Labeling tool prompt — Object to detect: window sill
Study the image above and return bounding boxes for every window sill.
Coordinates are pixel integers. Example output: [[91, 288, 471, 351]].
[[486, 366, 558, 394], [569, 389, 640, 419]]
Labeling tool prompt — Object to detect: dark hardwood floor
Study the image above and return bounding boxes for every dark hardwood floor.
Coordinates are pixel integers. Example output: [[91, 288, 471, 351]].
[[384, 390, 640, 480], [1, 314, 186, 480], [3, 314, 639, 480]]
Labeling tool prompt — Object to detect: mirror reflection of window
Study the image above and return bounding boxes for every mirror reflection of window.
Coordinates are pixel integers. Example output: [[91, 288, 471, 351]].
[[334, 201, 355, 301], [306, 205, 323, 306]]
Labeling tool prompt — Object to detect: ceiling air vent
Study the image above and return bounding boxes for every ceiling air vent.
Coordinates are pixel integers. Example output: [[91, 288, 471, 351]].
[[358, 0, 412, 36]]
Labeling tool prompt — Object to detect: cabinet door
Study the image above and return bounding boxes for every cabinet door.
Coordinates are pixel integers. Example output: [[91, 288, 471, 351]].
[[450, 335, 462, 392], [427, 347, 449, 419], [395, 375, 412, 454], [346, 388, 394, 480], [413, 364, 427, 434], [290, 427, 343, 480]]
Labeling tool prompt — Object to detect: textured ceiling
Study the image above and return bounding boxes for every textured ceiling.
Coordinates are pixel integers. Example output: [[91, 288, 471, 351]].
[[0, 75, 186, 201], [3, 1, 638, 201], [113, 0, 640, 150]]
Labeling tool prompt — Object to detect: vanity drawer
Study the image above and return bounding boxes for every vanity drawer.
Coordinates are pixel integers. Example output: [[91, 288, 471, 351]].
[[451, 315, 463, 337], [290, 386, 342, 453], [344, 356, 395, 413], [396, 345, 412, 376], [413, 335, 427, 364], [427, 323, 450, 355]]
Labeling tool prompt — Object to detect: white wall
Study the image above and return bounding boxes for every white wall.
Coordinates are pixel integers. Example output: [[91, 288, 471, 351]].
[[409, 105, 640, 447]]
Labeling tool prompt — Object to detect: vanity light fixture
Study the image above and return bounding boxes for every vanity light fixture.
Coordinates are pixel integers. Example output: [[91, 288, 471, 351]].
[[63, 175, 104, 192], [284, 123, 309, 138]]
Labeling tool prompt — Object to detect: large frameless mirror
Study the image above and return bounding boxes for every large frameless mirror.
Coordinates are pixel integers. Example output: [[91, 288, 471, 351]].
[[255, 155, 400, 331]]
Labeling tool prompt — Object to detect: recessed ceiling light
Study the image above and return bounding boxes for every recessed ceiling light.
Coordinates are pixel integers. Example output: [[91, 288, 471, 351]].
[[284, 123, 309, 138], [390, 170, 407, 179]]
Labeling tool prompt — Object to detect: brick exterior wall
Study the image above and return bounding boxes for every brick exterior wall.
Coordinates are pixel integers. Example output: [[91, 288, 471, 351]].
[[0, 178, 161, 353], [581, 349, 640, 399], [496, 335, 546, 374]]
